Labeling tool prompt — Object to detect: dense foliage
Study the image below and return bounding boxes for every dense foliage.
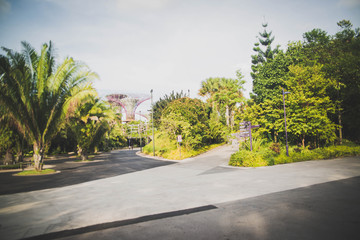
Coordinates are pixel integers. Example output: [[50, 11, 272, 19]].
[[152, 91, 188, 128], [144, 96, 228, 159], [199, 72, 245, 130], [68, 98, 118, 160], [0, 41, 127, 169], [161, 98, 211, 149], [243, 20, 360, 148], [230, 140, 360, 167], [0, 41, 99, 170], [251, 22, 281, 102]]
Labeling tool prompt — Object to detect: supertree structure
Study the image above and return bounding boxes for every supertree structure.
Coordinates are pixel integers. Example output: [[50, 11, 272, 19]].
[[106, 94, 127, 113], [106, 94, 150, 122]]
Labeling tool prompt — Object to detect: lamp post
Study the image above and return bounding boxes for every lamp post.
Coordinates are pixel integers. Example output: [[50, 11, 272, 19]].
[[282, 88, 290, 157], [139, 111, 142, 152], [150, 89, 155, 156]]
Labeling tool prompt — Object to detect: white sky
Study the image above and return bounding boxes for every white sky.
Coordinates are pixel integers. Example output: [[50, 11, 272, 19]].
[[1, 0, 360, 116]]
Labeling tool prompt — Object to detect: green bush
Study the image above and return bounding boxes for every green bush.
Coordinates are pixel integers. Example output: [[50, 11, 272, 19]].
[[230, 150, 268, 167], [143, 132, 224, 160], [269, 142, 281, 154], [0, 162, 30, 170], [240, 138, 264, 152], [275, 145, 360, 164], [230, 142, 360, 167]]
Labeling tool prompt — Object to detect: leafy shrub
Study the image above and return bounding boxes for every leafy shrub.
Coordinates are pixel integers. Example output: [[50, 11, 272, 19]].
[[0, 163, 21, 170], [311, 145, 360, 159], [0, 162, 31, 170], [269, 142, 281, 154], [293, 148, 302, 153], [274, 154, 292, 165], [230, 150, 268, 167], [230, 142, 360, 167], [241, 138, 264, 152], [161, 98, 209, 149], [143, 132, 224, 160]]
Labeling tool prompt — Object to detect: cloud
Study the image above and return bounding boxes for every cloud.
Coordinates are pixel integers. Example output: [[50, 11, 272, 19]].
[[116, 0, 171, 11], [338, 0, 360, 8], [0, 0, 10, 15]]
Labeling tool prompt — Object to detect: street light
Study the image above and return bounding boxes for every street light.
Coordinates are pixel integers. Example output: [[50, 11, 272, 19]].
[[282, 88, 290, 157], [139, 110, 142, 152], [150, 89, 155, 156]]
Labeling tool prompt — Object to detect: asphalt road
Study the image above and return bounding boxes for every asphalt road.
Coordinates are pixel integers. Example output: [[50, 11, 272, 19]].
[[1, 145, 359, 240], [49, 176, 360, 240], [0, 149, 174, 195]]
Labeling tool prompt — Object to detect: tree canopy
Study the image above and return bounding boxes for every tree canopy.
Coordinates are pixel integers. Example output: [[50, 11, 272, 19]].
[[199, 72, 245, 130], [241, 19, 360, 147], [0, 41, 98, 170]]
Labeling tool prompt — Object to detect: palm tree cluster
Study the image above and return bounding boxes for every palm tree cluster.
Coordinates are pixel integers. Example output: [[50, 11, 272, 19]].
[[69, 98, 119, 160], [199, 71, 245, 130], [0, 41, 101, 170]]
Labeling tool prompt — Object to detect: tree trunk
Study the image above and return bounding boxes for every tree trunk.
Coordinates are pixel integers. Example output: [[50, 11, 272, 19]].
[[302, 135, 305, 149], [4, 148, 14, 165], [78, 146, 88, 161], [225, 105, 229, 126], [33, 143, 44, 171], [212, 102, 219, 121], [81, 151, 88, 161], [230, 110, 235, 131], [16, 150, 23, 162], [338, 110, 342, 145]]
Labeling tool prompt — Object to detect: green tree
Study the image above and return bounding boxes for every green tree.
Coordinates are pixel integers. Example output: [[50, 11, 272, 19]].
[[161, 98, 213, 149], [0, 119, 16, 164], [69, 98, 115, 160], [241, 64, 337, 148], [0, 41, 98, 170], [0, 116, 27, 163], [152, 91, 188, 128], [303, 28, 331, 47], [244, 19, 359, 147], [251, 22, 280, 89], [302, 20, 360, 142], [199, 72, 245, 130], [251, 23, 280, 70], [285, 64, 337, 147]]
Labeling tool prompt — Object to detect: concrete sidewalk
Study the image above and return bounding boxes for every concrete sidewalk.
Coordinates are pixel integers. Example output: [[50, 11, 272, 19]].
[[0, 145, 360, 240]]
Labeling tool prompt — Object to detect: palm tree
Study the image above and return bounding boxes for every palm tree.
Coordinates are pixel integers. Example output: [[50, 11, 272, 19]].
[[199, 75, 244, 130], [69, 98, 116, 161], [0, 41, 98, 171], [0, 107, 27, 164]]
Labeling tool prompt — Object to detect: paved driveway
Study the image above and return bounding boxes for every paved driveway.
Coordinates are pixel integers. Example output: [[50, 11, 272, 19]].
[[0, 145, 359, 240], [0, 149, 174, 195]]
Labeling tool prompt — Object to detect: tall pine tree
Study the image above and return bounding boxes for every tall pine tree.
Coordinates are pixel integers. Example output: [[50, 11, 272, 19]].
[[251, 23, 279, 79], [251, 22, 282, 103]]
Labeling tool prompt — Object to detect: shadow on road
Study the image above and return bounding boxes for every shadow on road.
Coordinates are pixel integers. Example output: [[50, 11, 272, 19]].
[[0, 149, 174, 195]]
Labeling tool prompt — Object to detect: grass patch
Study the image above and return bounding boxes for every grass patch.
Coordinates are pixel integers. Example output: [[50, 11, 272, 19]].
[[230, 141, 360, 167], [15, 169, 56, 176]]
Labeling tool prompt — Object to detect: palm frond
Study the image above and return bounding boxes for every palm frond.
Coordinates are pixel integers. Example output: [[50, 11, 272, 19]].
[[21, 41, 38, 78], [36, 43, 50, 102]]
